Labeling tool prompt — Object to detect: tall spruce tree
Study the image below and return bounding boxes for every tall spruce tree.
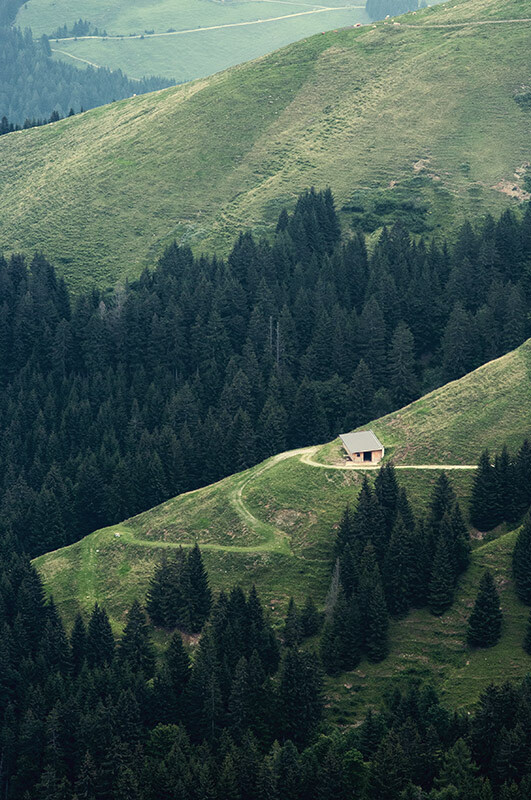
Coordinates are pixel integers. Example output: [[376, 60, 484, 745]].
[[470, 450, 502, 531], [86, 603, 115, 668], [467, 570, 502, 648], [512, 516, 531, 604], [187, 543, 212, 632], [359, 544, 389, 662], [428, 537, 454, 616], [119, 599, 155, 676], [283, 598, 302, 648]]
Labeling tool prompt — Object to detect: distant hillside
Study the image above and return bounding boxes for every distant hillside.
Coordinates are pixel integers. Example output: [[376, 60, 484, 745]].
[[35, 339, 531, 716], [18, 0, 369, 84], [0, 0, 530, 289]]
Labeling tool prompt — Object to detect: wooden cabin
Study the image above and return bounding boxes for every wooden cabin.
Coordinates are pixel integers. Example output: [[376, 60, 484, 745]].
[[339, 430, 384, 464]]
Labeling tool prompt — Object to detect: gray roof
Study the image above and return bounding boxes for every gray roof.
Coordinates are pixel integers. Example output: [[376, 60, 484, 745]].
[[339, 430, 384, 453]]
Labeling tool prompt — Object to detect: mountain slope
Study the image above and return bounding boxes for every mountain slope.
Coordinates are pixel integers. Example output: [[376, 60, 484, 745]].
[[35, 340, 531, 713], [317, 338, 531, 466], [1, 0, 530, 289]]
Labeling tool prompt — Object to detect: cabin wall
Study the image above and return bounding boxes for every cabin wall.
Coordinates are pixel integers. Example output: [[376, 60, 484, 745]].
[[344, 449, 384, 464]]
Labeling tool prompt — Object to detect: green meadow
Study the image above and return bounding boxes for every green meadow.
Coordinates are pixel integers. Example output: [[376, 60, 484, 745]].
[[1, 0, 529, 290]]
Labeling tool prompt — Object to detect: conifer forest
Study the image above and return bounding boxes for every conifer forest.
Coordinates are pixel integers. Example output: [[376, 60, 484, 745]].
[[0, 185, 529, 797], [1, 0, 531, 791]]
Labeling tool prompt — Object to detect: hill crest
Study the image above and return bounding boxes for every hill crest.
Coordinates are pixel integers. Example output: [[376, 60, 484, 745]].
[[1, 0, 530, 289]]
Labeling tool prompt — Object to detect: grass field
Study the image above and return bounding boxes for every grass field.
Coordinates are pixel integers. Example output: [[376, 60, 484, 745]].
[[47, 7, 369, 83], [2, 0, 530, 290], [35, 340, 531, 716], [16, 0, 369, 82]]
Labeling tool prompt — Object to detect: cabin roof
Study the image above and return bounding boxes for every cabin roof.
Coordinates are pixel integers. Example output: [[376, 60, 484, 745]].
[[339, 430, 384, 453]]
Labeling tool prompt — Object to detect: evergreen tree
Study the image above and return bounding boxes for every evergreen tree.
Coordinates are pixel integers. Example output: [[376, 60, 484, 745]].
[[119, 599, 155, 676], [86, 603, 115, 668], [388, 321, 419, 407], [320, 588, 362, 675], [278, 649, 323, 746], [70, 614, 87, 675], [299, 596, 320, 638], [283, 598, 302, 648], [187, 543, 212, 632], [467, 571, 502, 648], [512, 516, 531, 604], [359, 545, 389, 662], [470, 450, 502, 531], [428, 537, 454, 616]]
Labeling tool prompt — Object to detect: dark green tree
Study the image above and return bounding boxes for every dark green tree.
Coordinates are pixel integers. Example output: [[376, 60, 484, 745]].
[[187, 543, 212, 632], [86, 603, 115, 668], [470, 450, 502, 531], [512, 516, 531, 604], [283, 598, 301, 648], [299, 596, 320, 638], [428, 537, 454, 616], [119, 599, 155, 676], [467, 571, 502, 648]]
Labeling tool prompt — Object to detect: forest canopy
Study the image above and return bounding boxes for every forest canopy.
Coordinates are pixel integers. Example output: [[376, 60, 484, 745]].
[[0, 190, 529, 558]]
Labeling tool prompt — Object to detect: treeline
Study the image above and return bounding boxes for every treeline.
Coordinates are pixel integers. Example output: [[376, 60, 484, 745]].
[[50, 19, 106, 39], [3, 539, 531, 798], [0, 192, 530, 557], [321, 467, 471, 673], [470, 443, 531, 531], [0, 27, 173, 125], [0, 108, 79, 137]]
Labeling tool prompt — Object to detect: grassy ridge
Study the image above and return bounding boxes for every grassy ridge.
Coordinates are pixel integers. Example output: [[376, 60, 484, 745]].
[[35, 340, 531, 714], [1, 0, 530, 290], [317, 340, 531, 466]]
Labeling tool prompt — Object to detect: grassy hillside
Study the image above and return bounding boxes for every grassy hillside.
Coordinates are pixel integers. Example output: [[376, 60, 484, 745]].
[[35, 340, 531, 714], [1, 0, 530, 290], [317, 339, 531, 466], [17, 0, 368, 83]]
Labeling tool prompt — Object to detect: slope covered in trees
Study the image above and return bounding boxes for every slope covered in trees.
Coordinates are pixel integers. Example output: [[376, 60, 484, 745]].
[[7, 534, 531, 799], [0, 26, 172, 125], [1, 191, 529, 561], [0, 0, 529, 287]]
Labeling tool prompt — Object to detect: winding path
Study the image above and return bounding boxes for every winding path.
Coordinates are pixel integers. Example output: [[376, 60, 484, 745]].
[[49, 5, 365, 45], [82, 447, 478, 563]]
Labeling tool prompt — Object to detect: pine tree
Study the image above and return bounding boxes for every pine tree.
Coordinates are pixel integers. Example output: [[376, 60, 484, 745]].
[[86, 603, 115, 668], [467, 571, 502, 648], [119, 599, 155, 676], [320, 588, 362, 675], [470, 450, 502, 531], [334, 503, 355, 557], [512, 516, 531, 604], [283, 598, 301, 648], [187, 544, 212, 632], [228, 656, 250, 741], [387, 321, 419, 407], [359, 545, 389, 662], [278, 649, 323, 746], [299, 596, 320, 638], [383, 516, 412, 618], [428, 537, 454, 616], [429, 473, 456, 537]]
